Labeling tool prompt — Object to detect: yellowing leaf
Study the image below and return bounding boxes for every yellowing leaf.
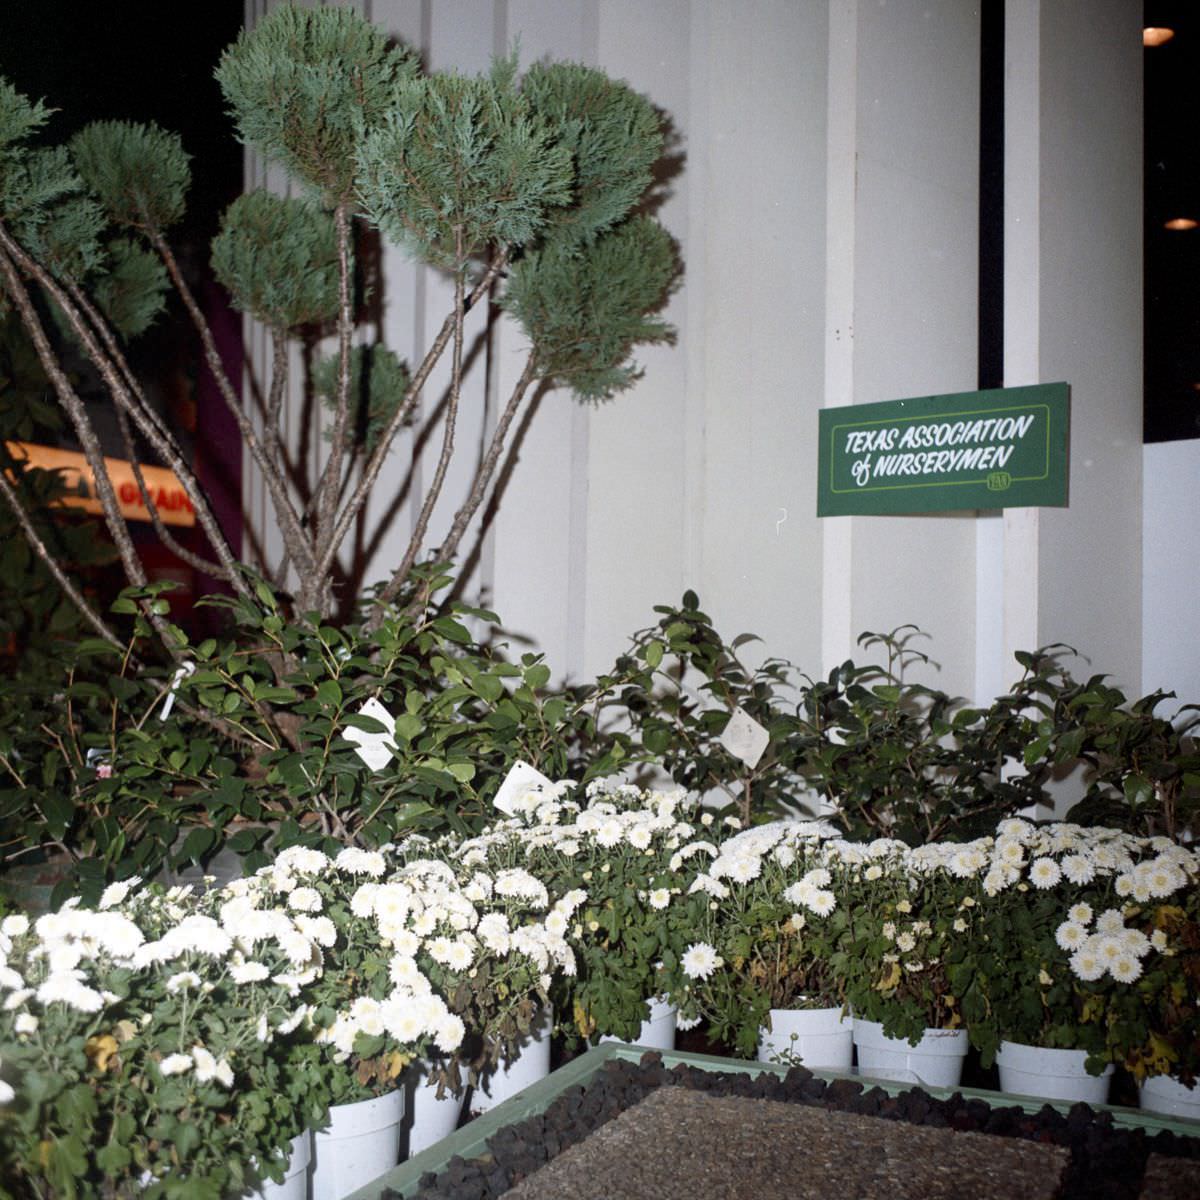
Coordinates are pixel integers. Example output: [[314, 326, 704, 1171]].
[[874, 962, 901, 992], [385, 1051, 412, 1079], [573, 1000, 596, 1038], [86, 1034, 119, 1072]]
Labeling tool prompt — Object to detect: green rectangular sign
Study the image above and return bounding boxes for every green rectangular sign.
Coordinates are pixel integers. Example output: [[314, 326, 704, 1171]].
[[817, 382, 1069, 516]]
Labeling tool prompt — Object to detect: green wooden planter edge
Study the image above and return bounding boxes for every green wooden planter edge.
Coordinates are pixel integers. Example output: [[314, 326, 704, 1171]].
[[346, 1042, 1200, 1200]]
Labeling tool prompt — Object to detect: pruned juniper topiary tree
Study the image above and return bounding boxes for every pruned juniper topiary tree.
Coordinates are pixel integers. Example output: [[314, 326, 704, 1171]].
[[0, 4, 680, 650]]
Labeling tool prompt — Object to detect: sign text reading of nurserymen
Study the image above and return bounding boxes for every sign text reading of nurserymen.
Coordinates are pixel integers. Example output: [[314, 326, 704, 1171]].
[[817, 383, 1069, 516]]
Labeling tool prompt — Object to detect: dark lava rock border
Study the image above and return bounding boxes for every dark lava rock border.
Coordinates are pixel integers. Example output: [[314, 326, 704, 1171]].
[[393, 1053, 1200, 1200]]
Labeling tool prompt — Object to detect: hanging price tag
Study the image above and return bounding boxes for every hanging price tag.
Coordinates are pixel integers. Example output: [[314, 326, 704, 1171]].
[[719, 706, 769, 768], [159, 662, 195, 721], [344, 697, 398, 771], [493, 759, 554, 816]]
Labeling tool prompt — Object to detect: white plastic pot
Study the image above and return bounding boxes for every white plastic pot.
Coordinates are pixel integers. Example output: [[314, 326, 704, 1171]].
[[995, 1040, 1113, 1105], [310, 1089, 405, 1200], [1139, 1074, 1200, 1121], [241, 1130, 311, 1200], [470, 1009, 553, 1114], [403, 1062, 465, 1158], [757, 1005, 853, 1071], [853, 1018, 968, 1088], [599, 996, 678, 1051]]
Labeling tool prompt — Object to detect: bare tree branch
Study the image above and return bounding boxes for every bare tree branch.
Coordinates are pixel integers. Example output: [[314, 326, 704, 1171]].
[[311, 202, 355, 587], [0, 463, 123, 649], [314, 250, 510, 584], [0, 236, 178, 646], [376, 236, 469, 611], [149, 231, 319, 586], [3, 237, 252, 602], [431, 352, 539, 573]]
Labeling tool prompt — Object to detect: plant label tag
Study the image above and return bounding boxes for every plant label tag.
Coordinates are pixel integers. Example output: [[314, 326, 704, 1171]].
[[158, 661, 195, 722], [345, 697, 397, 771], [720, 706, 769, 768], [493, 759, 554, 816]]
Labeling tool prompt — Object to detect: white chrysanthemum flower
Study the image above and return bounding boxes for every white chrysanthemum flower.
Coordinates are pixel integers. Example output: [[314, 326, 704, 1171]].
[[335, 847, 387, 877], [1, 915, 29, 938], [350, 996, 385, 1038], [390, 929, 421, 957], [99, 877, 141, 910], [1029, 857, 1062, 889], [952, 917, 968, 933], [688, 875, 729, 900], [4, 989, 34, 1011], [544, 910, 569, 938], [160, 1052, 193, 1076], [230, 960, 270, 985], [1069, 946, 1105, 982], [1096, 909, 1126, 935], [166, 971, 203, 994], [806, 890, 836, 918], [350, 883, 381, 919], [1055, 921, 1088, 952], [277, 1005, 310, 1036], [863, 863, 884, 882], [493, 869, 549, 907], [1142, 860, 1186, 900], [982, 867, 1011, 897], [626, 826, 653, 851], [37, 972, 104, 1013], [997, 818, 1034, 840], [725, 854, 762, 884], [1108, 954, 1143, 984], [0, 966, 22, 991], [1151, 929, 1169, 952], [287, 887, 322, 913], [274, 846, 329, 876], [681, 942, 723, 980], [1121, 928, 1152, 958], [278, 929, 316, 967], [164, 914, 233, 958], [773, 845, 797, 869], [895, 931, 917, 953], [14, 1012, 38, 1035], [997, 839, 1026, 867], [557, 838, 581, 857], [1094, 935, 1125, 964], [435, 1013, 465, 1053], [1060, 855, 1095, 886], [648, 888, 671, 910], [1068, 902, 1094, 927], [427, 936, 455, 965], [1114, 874, 1136, 898], [445, 938, 476, 972], [295, 915, 337, 948], [381, 997, 424, 1043]]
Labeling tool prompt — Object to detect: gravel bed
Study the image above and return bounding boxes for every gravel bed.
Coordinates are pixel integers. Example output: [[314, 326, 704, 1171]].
[[393, 1053, 1200, 1200]]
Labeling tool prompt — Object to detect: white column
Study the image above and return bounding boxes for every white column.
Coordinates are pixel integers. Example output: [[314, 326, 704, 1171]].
[[1002, 0, 1142, 693], [821, 0, 982, 702]]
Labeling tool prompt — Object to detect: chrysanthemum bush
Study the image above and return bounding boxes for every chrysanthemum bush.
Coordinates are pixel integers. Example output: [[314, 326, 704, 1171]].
[[3, 795, 1199, 1197], [0, 878, 324, 1198], [453, 779, 714, 1044], [964, 818, 1200, 1079], [674, 819, 852, 1056], [833, 835, 991, 1046]]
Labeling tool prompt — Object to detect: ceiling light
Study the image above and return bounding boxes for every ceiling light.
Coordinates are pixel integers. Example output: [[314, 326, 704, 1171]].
[[1164, 218, 1199, 231], [1144, 27, 1175, 47]]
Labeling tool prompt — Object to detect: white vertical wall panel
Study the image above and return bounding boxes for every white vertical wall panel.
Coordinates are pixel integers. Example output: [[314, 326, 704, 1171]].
[[841, 0, 981, 702], [1034, 0, 1142, 694], [1004, 0, 1143, 695], [689, 1, 829, 681], [1142, 440, 1200, 707]]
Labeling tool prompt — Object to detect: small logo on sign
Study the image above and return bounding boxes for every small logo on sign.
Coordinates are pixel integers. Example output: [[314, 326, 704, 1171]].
[[986, 471, 1012, 491]]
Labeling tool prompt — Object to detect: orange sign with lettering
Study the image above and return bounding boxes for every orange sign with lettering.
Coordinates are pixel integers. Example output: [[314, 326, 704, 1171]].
[[5, 442, 196, 527]]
